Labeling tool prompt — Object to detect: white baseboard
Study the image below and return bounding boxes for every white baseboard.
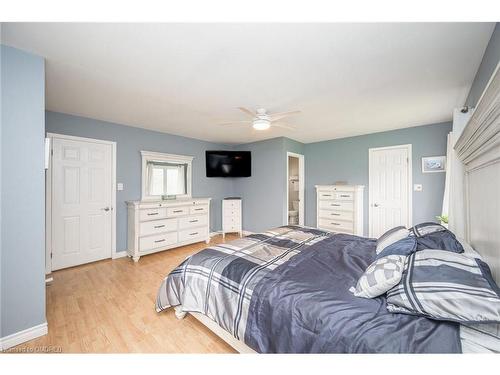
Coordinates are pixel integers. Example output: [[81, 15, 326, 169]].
[[0, 322, 48, 351], [242, 230, 254, 236], [112, 251, 128, 259]]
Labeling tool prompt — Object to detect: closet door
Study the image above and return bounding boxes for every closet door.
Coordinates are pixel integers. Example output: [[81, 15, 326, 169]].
[[51, 137, 113, 270], [369, 145, 412, 237]]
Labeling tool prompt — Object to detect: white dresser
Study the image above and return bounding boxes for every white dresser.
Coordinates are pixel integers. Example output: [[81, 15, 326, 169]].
[[315, 185, 364, 235], [222, 197, 242, 238], [127, 198, 211, 262]]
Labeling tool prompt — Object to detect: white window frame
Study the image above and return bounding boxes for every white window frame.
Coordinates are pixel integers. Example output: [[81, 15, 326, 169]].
[[141, 150, 193, 201]]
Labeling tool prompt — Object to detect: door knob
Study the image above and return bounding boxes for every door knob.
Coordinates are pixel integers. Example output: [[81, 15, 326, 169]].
[[373, 203, 379, 207], [102, 207, 110, 212]]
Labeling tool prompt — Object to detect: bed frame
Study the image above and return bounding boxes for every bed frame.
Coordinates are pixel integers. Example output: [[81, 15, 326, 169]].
[[174, 307, 256, 353], [455, 62, 500, 284], [174, 63, 500, 353]]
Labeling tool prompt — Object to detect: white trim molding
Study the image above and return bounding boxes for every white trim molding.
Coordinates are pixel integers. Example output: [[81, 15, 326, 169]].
[[140, 150, 194, 201], [45, 133, 117, 273], [112, 251, 128, 259], [285, 152, 305, 226], [0, 322, 48, 351]]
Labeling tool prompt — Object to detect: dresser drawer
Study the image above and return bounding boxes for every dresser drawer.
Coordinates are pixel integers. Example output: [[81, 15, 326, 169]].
[[166, 206, 189, 217], [318, 210, 353, 222], [189, 205, 208, 215], [139, 218, 177, 236], [318, 191, 336, 200], [224, 216, 241, 227], [179, 215, 207, 229], [334, 192, 354, 200], [178, 227, 208, 243], [318, 218, 354, 232], [224, 200, 241, 209], [318, 191, 354, 201], [139, 232, 177, 252], [139, 208, 167, 221], [318, 200, 354, 211]]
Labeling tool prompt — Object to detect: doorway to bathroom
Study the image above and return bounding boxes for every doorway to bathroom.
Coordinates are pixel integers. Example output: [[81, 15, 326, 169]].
[[286, 152, 304, 226]]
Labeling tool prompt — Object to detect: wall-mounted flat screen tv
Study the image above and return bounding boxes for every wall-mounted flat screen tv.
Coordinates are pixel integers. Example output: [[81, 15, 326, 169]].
[[206, 151, 251, 177]]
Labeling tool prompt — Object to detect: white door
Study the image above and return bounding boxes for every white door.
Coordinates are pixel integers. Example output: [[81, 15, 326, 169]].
[[369, 145, 412, 238], [51, 136, 113, 270]]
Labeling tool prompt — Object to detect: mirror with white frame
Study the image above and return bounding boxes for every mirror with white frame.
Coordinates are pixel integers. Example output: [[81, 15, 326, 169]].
[[140, 151, 193, 200]]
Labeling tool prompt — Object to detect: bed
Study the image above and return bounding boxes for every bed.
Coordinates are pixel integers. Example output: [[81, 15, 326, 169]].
[[157, 226, 469, 353], [156, 63, 500, 353]]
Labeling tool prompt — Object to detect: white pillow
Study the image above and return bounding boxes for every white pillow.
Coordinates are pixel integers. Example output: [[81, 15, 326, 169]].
[[376, 226, 409, 254], [353, 255, 406, 298]]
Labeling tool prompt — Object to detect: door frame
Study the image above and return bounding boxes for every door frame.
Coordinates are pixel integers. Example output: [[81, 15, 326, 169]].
[[45, 133, 117, 274], [285, 152, 305, 226], [368, 144, 412, 237]]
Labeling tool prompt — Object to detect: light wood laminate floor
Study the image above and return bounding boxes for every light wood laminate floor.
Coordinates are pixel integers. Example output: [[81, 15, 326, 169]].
[[14, 235, 239, 353]]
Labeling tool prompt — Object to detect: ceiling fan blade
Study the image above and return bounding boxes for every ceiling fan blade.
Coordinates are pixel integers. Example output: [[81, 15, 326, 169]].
[[272, 122, 297, 131], [219, 121, 252, 126], [270, 110, 301, 122], [238, 107, 256, 118]]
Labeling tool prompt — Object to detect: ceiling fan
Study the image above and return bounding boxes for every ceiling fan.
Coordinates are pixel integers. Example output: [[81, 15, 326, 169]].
[[219, 107, 301, 131]]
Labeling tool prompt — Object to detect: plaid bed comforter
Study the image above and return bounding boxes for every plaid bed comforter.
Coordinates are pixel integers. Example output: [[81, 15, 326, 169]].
[[155, 226, 329, 341]]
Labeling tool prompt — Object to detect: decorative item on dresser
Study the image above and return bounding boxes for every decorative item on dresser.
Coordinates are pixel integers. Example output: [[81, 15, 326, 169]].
[[222, 197, 242, 238], [127, 198, 211, 262], [315, 185, 364, 235]]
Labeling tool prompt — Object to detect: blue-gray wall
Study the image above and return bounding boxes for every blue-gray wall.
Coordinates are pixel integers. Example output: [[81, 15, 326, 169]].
[[304, 122, 452, 236], [45, 111, 234, 253], [465, 22, 500, 107], [232, 138, 286, 233], [1, 45, 46, 337]]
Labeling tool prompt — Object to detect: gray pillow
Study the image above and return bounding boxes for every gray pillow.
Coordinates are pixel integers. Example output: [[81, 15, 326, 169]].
[[353, 255, 406, 298], [386, 250, 500, 323], [376, 226, 409, 254]]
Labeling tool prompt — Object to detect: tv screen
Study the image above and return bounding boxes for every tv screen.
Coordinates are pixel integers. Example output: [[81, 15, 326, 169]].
[[206, 151, 251, 177]]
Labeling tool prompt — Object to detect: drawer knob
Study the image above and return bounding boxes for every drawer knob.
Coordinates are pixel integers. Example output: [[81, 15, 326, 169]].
[[154, 239, 166, 243], [154, 225, 165, 229], [190, 232, 199, 236], [147, 212, 159, 216], [173, 210, 183, 213], [189, 220, 199, 223]]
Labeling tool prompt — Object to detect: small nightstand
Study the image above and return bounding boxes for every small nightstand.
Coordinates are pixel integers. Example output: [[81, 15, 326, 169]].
[[222, 197, 242, 238]]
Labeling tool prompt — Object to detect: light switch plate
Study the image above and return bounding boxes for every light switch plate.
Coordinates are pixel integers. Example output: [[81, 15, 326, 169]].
[[414, 184, 423, 192], [117, 183, 124, 191]]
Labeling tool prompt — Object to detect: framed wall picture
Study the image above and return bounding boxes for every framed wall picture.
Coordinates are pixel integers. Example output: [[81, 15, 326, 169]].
[[422, 156, 446, 173]]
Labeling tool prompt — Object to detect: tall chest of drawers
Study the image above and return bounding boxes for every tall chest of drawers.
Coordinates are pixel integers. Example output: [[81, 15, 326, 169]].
[[315, 185, 364, 236], [127, 198, 211, 262], [222, 197, 242, 238]]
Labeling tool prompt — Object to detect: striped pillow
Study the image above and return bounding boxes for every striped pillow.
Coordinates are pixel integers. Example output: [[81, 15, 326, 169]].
[[386, 250, 500, 323], [353, 255, 406, 298], [376, 226, 409, 254], [410, 222, 464, 253]]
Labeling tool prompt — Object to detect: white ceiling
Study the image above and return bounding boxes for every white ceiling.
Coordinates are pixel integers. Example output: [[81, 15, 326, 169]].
[[1, 23, 495, 144]]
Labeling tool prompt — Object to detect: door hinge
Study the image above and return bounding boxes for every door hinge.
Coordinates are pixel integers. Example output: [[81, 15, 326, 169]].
[[406, 157, 409, 163], [51, 149, 54, 156], [50, 252, 53, 258]]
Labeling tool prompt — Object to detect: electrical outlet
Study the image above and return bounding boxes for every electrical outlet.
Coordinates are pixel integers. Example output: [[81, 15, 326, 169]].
[[414, 184, 423, 192], [117, 183, 124, 191]]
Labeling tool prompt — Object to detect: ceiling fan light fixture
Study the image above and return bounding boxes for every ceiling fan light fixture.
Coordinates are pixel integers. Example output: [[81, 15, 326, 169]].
[[252, 118, 271, 130]]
